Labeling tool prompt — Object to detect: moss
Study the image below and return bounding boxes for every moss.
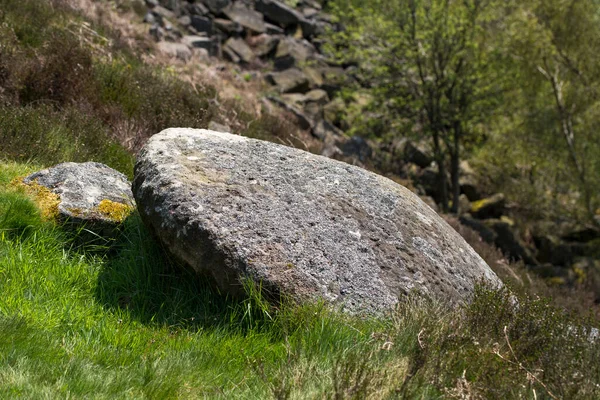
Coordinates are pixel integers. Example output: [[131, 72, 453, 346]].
[[10, 177, 60, 221], [95, 199, 133, 223]]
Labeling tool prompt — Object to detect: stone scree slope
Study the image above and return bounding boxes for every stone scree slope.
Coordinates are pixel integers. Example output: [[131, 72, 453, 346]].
[[133, 129, 502, 314]]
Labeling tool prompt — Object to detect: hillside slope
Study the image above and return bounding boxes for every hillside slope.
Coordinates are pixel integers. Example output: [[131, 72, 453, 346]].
[[0, 0, 599, 398]]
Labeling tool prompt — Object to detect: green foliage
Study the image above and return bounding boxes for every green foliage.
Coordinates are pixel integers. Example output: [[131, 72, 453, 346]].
[[328, 0, 600, 223], [0, 192, 43, 239], [328, 0, 509, 212], [0, 105, 134, 177]]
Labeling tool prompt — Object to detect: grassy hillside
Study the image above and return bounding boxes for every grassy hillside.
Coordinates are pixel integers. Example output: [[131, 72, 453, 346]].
[[0, 0, 599, 398], [0, 161, 599, 398]]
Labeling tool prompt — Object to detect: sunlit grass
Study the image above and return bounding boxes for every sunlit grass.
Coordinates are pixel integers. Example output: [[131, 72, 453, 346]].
[[0, 162, 598, 399]]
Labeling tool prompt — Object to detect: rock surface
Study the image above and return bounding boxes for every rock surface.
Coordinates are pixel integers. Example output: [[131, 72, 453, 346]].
[[133, 129, 502, 314], [23, 162, 134, 227]]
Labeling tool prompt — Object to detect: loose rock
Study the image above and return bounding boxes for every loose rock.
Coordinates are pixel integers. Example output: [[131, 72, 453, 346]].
[[21, 162, 134, 240]]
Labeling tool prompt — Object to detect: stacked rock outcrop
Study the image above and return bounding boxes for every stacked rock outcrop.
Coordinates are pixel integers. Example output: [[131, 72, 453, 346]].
[[143, 0, 354, 150]]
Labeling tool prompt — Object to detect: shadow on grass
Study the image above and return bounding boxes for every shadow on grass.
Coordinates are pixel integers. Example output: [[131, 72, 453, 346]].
[[94, 213, 246, 331]]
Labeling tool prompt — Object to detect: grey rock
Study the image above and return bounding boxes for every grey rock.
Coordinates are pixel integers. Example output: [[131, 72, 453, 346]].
[[143, 12, 156, 24], [304, 88, 329, 105], [280, 93, 307, 106], [23, 162, 134, 231], [302, 7, 319, 18], [267, 95, 313, 130], [149, 24, 165, 41], [312, 119, 341, 140], [266, 68, 310, 93], [256, 0, 305, 27], [224, 37, 254, 64], [202, 0, 231, 14], [274, 37, 316, 70], [188, 2, 210, 15], [151, 5, 175, 20], [300, 0, 322, 10], [133, 129, 502, 315], [157, 41, 192, 62], [191, 15, 213, 35], [213, 18, 243, 34], [223, 3, 266, 33], [222, 47, 240, 63], [252, 34, 280, 57], [299, 18, 320, 38], [182, 35, 215, 55], [401, 139, 432, 169], [265, 22, 285, 34], [177, 15, 191, 27]]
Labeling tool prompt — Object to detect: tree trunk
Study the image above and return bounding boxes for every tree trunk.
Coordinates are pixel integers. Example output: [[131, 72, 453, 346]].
[[450, 132, 460, 214], [433, 133, 448, 212]]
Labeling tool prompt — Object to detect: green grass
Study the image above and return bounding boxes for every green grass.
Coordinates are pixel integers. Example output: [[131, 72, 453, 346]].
[[0, 162, 599, 399]]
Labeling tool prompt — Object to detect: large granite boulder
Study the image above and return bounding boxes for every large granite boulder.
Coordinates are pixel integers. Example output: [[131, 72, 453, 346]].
[[20, 162, 134, 239], [133, 129, 502, 314]]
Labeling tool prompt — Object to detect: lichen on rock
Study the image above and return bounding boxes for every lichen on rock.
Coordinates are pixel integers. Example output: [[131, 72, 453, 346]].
[[20, 162, 136, 241], [10, 177, 60, 221], [133, 128, 503, 315]]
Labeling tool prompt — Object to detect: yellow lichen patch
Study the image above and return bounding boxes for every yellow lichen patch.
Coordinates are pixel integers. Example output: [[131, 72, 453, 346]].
[[67, 207, 85, 217], [10, 177, 60, 221], [95, 199, 133, 223]]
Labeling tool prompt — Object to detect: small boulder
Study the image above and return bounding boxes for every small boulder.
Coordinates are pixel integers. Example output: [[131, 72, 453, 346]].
[[223, 3, 266, 33], [266, 68, 310, 93], [157, 41, 192, 62], [223, 37, 254, 64], [203, 0, 231, 14], [190, 15, 213, 35], [21, 162, 134, 238], [251, 33, 280, 57], [304, 88, 329, 105], [133, 129, 502, 315], [401, 139, 432, 168], [274, 37, 316, 70], [213, 18, 243, 35], [182, 35, 215, 55], [255, 0, 305, 27]]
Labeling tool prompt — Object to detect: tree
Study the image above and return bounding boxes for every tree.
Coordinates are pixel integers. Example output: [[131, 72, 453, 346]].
[[506, 0, 600, 223], [328, 0, 505, 212]]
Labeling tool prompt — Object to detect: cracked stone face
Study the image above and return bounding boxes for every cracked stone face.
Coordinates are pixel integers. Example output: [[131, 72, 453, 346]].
[[133, 128, 502, 315]]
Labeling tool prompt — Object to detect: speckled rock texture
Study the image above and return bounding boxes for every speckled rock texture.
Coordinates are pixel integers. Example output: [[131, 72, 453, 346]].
[[133, 129, 502, 314], [24, 162, 134, 226]]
